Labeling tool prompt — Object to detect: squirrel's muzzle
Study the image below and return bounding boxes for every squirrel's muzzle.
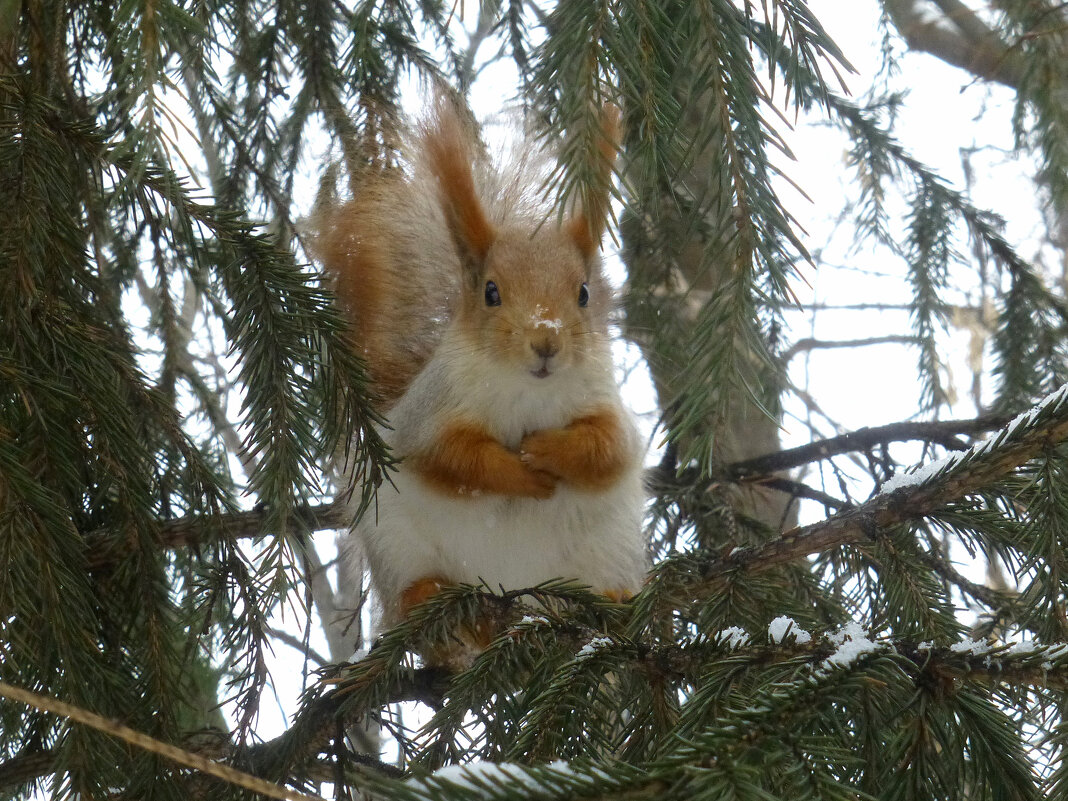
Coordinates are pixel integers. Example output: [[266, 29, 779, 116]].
[[530, 338, 560, 360]]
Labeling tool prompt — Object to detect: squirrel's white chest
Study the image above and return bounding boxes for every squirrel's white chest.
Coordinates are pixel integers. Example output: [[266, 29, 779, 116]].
[[359, 467, 646, 624], [450, 365, 609, 446]]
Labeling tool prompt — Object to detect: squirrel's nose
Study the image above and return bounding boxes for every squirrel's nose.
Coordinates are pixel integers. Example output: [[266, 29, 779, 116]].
[[531, 339, 559, 359]]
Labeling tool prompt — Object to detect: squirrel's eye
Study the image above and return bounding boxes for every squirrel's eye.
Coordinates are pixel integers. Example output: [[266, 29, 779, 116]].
[[578, 282, 590, 307], [485, 281, 501, 307]]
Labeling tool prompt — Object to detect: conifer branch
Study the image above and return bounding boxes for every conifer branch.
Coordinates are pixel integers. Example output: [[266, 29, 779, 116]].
[[677, 385, 1068, 595], [0, 670, 439, 793], [0, 681, 327, 801], [82, 502, 347, 570]]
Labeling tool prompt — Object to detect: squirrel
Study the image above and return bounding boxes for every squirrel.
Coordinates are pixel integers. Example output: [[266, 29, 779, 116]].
[[314, 97, 647, 660]]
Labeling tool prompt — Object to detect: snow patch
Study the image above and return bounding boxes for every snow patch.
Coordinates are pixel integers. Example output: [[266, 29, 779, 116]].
[[577, 636, 613, 657], [880, 381, 1068, 496], [414, 760, 572, 796], [824, 624, 878, 668], [348, 647, 369, 663], [949, 637, 991, 656], [828, 621, 867, 646], [715, 626, 751, 649], [1009, 383, 1068, 432], [768, 616, 811, 644], [1044, 642, 1068, 658], [531, 316, 564, 331], [881, 453, 955, 493], [530, 304, 563, 331], [1041, 642, 1068, 670]]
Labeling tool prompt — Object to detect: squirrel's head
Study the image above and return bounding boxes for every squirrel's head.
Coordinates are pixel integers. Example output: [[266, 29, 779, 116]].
[[456, 226, 610, 380], [422, 96, 619, 381]]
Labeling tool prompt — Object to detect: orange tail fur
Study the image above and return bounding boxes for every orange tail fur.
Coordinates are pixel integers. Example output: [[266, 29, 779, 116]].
[[312, 98, 502, 409]]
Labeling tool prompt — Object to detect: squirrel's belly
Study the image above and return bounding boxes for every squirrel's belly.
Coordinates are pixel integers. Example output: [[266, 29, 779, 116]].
[[358, 467, 646, 618]]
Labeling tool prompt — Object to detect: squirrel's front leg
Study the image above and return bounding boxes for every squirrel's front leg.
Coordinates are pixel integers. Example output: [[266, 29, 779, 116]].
[[410, 421, 557, 498], [519, 408, 630, 491]]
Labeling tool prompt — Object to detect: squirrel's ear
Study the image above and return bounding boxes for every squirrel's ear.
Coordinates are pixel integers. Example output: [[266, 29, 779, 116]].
[[566, 102, 621, 262], [423, 96, 496, 277]]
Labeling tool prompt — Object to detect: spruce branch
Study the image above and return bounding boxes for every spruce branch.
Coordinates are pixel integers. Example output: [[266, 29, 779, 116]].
[[85, 502, 348, 570], [750, 13, 1068, 367], [0, 669, 438, 794], [0, 681, 328, 801], [664, 384, 1068, 598], [77, 407, 1011, 569]]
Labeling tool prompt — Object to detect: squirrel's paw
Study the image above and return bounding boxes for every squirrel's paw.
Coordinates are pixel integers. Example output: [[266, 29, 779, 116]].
[[493, 448, 556, 498], [520, 412, 629, 491], [518, 464, 557, 499], [519, 429, 570, 478]]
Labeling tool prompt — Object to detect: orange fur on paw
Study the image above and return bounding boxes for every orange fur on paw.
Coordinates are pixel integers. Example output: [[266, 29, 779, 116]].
[[602, 588, 633, 603], [519, 408, 629, 490], [399, 575, 451, 617], [412, 421, 557, 499]]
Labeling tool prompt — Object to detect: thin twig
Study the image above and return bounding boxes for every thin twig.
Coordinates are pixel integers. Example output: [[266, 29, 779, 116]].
[[727, 416, 1007, 477], [780, 335, 920, 363], [750, 475, 848, 509]]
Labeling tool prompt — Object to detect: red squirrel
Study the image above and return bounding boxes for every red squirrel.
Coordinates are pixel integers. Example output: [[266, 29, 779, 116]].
[[315, 97, 646, 660]]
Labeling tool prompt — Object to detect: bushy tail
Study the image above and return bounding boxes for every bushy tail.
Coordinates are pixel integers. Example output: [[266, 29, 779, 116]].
[[311, 103, 484, 409]]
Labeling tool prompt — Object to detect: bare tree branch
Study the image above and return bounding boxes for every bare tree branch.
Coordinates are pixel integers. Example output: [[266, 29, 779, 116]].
[[749, 476, 848, 510], [0, 681, 327, 801], [914, 546, 1016, 611], [267, 625, 329, 666], [881, 0, 1023, 87], [931, 0, 1003, 46], [726, 415, 1008, 477], [781, 335, 921, 363], [458, 3, 500, 89]]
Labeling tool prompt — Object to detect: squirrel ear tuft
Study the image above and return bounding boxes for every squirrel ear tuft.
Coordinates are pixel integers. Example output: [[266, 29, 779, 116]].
[[566, 102, 621, 261], [423, 95, 496, 273]]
